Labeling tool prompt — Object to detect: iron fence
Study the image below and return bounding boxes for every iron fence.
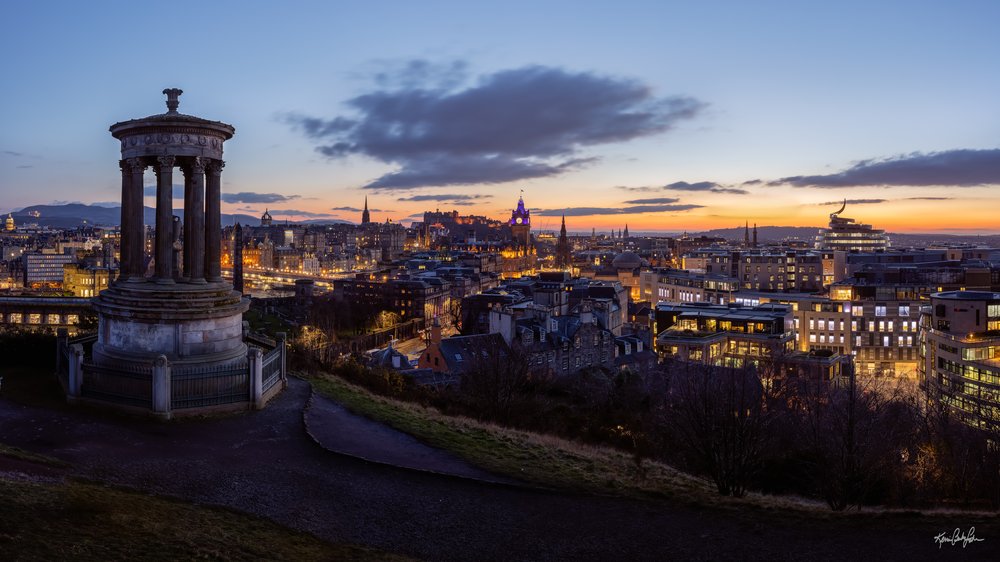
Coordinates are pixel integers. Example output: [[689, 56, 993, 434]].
[[171, 360, 250, 409]]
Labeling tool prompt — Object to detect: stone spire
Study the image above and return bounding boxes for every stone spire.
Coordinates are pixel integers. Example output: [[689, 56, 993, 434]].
[[556, 215, 571, 269], [753, 223, 758, 247], [744, 221, 750, 247], [362, 195, 371, 224], [623, 224, 629, 238]]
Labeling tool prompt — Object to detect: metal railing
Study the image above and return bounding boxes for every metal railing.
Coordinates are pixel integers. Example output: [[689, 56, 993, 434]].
[[171, 360, 250, 410], [262, 346, 282, 392], [81, 362, 153, 408]]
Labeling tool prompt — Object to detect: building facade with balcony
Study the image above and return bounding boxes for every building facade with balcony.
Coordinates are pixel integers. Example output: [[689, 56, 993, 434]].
[[920, 291, 1000, 430]]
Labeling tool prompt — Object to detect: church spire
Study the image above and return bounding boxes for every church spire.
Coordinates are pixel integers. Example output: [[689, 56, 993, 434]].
[[623, 223, 629, 238], [362, 196, 371, 224], [556, 214, 570, 269], [744, 220, 750, 246]]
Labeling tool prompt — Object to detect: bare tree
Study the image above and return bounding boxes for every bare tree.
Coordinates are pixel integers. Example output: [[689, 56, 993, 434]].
[[794, 371, 919, 510], [459, 336, 529, 424], [664, 361, 776, 497]]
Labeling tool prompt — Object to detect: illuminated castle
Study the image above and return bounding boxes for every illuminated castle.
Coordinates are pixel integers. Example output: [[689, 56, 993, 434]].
[[509, 193, 531, 248]]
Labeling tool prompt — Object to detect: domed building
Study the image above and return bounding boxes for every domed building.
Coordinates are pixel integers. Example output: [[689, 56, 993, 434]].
[[4, 213, 14, 232], [611, 251, 645, 271], [260, 208, 273, 227], [592, 251, 646, 302]]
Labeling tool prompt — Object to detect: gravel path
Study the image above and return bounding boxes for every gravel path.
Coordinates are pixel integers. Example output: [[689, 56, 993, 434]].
[[1, 378, 998, 561]]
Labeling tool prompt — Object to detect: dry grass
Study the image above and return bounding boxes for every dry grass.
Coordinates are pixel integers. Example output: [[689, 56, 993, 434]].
[[305, 371, 1000, 523], [0, 443, 70, 468], [0, 475, 409, 561], [307, 372, 823, 511]]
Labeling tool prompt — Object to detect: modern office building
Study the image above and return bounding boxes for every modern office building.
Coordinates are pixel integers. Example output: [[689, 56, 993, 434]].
[[654, 302, 795, 366], [815, 200, 890, 252], [920, 291, 1000, 430]]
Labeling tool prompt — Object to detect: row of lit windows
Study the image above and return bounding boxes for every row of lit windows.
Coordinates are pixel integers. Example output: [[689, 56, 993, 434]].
[[855, 334, 915, 348], [0, 313, 79, 324]]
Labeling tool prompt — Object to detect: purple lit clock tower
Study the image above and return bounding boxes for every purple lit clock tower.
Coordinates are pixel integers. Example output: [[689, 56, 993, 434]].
[[509, 193, 531, 249]]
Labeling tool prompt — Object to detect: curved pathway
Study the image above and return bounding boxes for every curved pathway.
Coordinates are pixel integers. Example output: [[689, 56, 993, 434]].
[[1, 378, 998, 561], [304, 390, 519, 484]]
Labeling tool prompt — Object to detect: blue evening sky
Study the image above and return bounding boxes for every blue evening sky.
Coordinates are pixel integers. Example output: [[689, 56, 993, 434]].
[[1, 0, 998, 232]]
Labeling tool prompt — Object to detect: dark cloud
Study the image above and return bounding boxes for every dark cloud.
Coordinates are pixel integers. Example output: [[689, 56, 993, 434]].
[[772, 149, 1000, 188], [221, 192, 300, 204], [331, 206, 391, 212], [287, 64, 705, 189], [819, 199, 887, 205], [623, 197, 680, 204], [397, 194, 491, 202], [742, 179, 763, 186], [369, 59, 470, 91], [264, 209, 337, 218], [362, 156, 597, 189], [536, 204, 702, 216], [906, 196, 953, 201], [2, 150, 24, 157], [614, 185, 658, 193], [664, 181, 749, 194]]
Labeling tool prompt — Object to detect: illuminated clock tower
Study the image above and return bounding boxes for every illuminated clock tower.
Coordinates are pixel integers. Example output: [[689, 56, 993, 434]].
[[509, 192, 531, 248]]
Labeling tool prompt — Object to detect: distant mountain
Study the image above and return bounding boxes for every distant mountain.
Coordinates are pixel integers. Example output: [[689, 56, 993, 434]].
[[691, 226, 1000, 248], [6, 203, 318, 228], [692, 226, 819, 243]]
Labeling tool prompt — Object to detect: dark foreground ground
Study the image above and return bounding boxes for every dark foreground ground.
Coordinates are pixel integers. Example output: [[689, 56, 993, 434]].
[[1, 377, 998, 561]]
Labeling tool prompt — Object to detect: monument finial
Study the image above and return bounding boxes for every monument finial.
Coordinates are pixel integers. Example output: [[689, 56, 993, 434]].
[[162, 88, 183, 113]]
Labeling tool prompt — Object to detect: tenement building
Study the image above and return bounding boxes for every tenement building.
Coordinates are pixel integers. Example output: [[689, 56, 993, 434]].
[[921, 291, 1000, 430]]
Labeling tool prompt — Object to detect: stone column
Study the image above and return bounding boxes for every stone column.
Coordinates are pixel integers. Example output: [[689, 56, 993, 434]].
[[154, 156, 176, 283], [118, 160, 132, 281], [182, 166, 194, 280], [68, 343, 84, 398], [276, 332, 288, 384], [152, 354, 172, 418], [249, 347, 263, 409], [126, 157, 147, 280], [185, 157, 206, 283], [205, 160, 224, 282], [172, 215, 182, 280]]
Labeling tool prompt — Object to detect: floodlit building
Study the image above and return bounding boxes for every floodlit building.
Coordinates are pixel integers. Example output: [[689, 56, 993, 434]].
[[815, 200, 890, 252], [920, 291, 1000, 430]]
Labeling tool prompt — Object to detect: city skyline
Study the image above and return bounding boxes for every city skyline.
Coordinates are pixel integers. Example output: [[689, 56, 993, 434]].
[[2, 1, 999, 233]]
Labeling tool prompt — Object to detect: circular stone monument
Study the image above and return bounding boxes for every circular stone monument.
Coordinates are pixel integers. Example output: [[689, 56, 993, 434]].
[[92, 89, 249, 369]]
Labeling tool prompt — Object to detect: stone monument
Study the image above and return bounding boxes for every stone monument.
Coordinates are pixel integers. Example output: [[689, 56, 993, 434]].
[[92, 88, 248, 369], [58, 89, 286, 418]]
